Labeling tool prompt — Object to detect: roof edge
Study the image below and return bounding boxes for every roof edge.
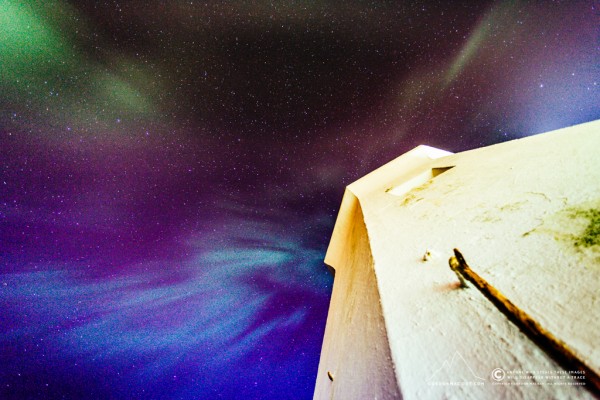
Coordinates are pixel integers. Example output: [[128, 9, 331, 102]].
[[325, 145, 453, 273], [348, 145, 453, 199], [324, 188, 359, 271]]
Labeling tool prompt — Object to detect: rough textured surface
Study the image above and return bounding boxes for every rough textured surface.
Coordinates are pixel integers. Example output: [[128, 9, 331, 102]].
[[318, 120, 600, 399], [314, 192, 400, 400]]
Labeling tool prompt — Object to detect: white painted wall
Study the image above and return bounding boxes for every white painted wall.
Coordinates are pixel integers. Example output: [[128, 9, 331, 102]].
[[316, 120, 600, 399], [315, 191, 400, 400]]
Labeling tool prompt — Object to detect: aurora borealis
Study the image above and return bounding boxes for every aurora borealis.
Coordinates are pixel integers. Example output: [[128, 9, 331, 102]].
[[1, 1, 599, 399]]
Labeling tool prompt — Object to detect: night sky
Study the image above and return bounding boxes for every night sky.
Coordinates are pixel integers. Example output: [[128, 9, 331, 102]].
[[1, 1, 598, 399]]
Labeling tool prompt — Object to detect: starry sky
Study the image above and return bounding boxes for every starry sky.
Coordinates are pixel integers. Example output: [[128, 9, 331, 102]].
[[0, 1, 598, 399]]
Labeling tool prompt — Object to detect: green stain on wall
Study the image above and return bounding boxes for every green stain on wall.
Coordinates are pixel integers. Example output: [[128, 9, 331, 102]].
[[569, 208, 600, 249], [523, 201, 600, 266]]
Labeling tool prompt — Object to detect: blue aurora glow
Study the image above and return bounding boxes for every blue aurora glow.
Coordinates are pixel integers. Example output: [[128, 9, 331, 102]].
[[1, 205, 332, 399]]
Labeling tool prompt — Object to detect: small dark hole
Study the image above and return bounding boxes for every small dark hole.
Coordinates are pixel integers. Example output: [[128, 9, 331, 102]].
[[327, 371, 334, 382]]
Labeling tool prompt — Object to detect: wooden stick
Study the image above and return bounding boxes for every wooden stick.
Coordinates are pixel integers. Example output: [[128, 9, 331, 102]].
[[449, 248, 600, 396]]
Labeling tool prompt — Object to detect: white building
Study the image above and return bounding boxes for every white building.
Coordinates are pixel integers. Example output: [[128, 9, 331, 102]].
[[315, 120, 600, 399]]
